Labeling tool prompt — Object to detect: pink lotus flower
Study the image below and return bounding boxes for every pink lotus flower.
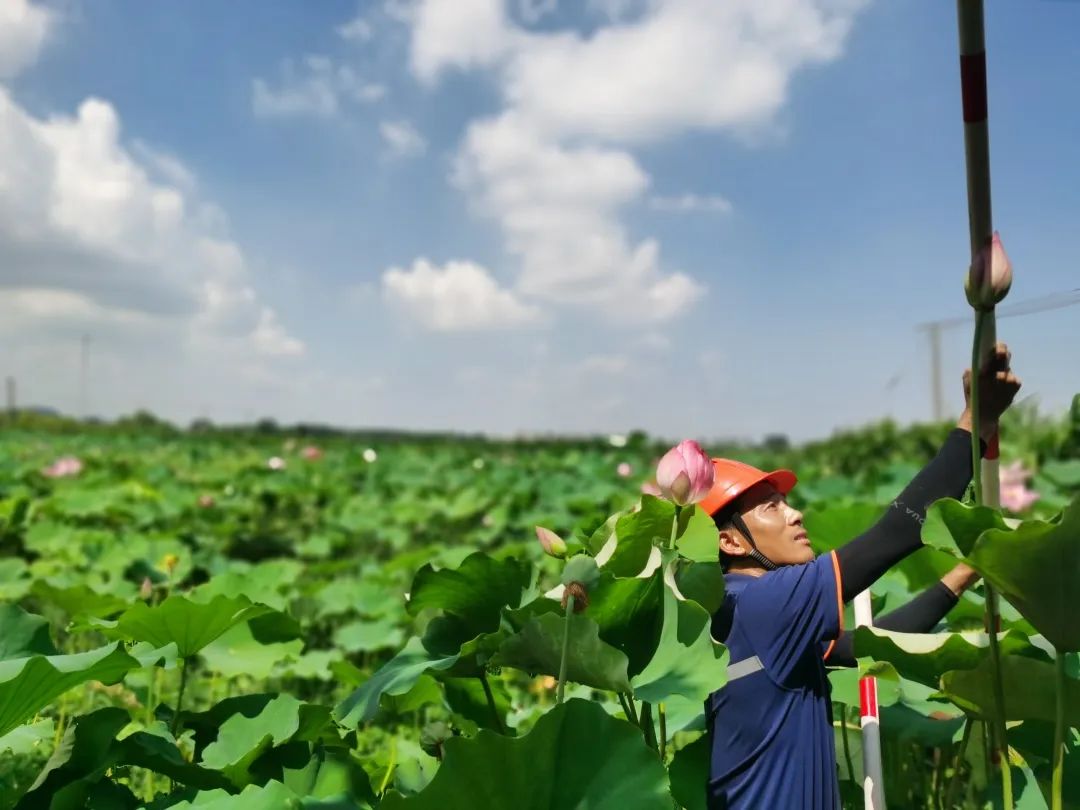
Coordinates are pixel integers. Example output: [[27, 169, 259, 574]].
[[640, 480, 662, 497], [965, 231, 1012, 310], [656, 440, 714, 505], [999, 460, 1039, 512], [616, 462, 632, 478], [267, 456, 286, 471], [535, 526, 568, 558], [301, 445, 323, 461], [42, 456, 83, 478]]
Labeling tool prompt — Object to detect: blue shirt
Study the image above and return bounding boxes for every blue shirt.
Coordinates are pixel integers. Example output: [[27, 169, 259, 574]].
[[705, 552, 844, 810]]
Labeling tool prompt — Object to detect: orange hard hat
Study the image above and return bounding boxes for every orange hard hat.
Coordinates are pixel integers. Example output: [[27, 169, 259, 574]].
[[698, 459, 798, 518]]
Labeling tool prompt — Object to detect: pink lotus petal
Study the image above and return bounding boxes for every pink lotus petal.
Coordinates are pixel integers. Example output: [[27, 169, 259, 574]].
[[616, 462, 632, 478], [656, 440, 714, 505]]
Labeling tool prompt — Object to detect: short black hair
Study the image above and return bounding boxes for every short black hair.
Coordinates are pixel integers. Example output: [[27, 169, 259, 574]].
[[711, 501, 741, 570]]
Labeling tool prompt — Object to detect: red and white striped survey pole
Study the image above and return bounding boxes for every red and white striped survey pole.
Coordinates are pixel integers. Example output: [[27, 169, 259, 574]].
[[854, 590, 885, 809]]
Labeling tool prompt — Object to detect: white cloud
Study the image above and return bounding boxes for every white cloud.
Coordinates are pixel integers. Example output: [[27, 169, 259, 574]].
[[410, 0, 513, 83], [0, 87, 304, 362], [252, 55, 385, 118], [0, 0, 52, 78], [649, 193, 734, 214], [382, 258, 543, 331], [398, 0, 866, 326], [380, 119, 427, 157], [500, 0, 865, 144], [337, 15, 374, 42], [454, 112, 703, 321]]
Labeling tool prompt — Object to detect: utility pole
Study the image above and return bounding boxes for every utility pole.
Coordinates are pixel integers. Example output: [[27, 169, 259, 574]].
[[5, 376, 14, 417], [79, 334, 91, 419], [918, 288, 1080, 421]]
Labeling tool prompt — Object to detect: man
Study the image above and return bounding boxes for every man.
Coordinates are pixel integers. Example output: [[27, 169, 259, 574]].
[[703, 343, 1021, 809]]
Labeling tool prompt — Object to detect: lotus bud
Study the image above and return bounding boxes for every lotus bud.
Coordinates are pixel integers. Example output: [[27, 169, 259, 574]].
[[656, 440, 714, 505], [139, 577, 153, 600], [535, 526, 568, 559], [616, 462, 632, 478], [301, 445, 323, 461], [197, 494, 215, 508], [965, 231, 1012, 310], [267, 456, 286, 471]]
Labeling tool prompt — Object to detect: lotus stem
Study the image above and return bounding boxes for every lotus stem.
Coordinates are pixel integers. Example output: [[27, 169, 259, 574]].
[[668, 505, 680, 551], [659, 702, 667, 761], [621, 691, 640, 725], [945, 717, 973, 809], [1053, 652, 1066, 810], [969, 309, 1012, 808], [838, 703, 855, 786], [171, 658, 189, 737], [557, 594, 575, 704], [479, 671, 505, 734], [640, 701, 658, 750]]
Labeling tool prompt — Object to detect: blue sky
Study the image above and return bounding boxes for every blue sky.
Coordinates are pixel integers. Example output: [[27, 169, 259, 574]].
[[1, 0, 1077, 442]]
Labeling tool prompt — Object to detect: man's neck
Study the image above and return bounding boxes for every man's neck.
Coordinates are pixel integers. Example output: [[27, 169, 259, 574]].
[[726, 561, 769, 577]]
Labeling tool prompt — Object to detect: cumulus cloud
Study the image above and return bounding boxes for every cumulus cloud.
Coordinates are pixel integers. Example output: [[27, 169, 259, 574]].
[[382, 258, 543, 331], [454, 112, 703, 321], [0, 86, 304, 361], [252, 55, 385, 118], [380, 119, 427, 157], [649, 193, 734, 214], [0, 0, 51, 78], [390, 0, 867, 327]]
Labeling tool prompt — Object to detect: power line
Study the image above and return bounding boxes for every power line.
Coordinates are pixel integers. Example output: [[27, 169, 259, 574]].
[[916, 288, 1080, 421]]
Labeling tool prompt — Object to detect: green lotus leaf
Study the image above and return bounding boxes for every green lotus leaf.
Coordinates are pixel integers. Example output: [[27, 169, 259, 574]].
[[0, 718, 52, 756], [334, 637, 459, 728], [101, 594, 295, 659], [630, 572, 728, 705], [0, 603, 57, 660], [442, 675, 511, 734], [333, 617, 405, 653], [852, 626, 1044, 687], [668, 733, 710, 810], [606, 495, 673, 577], [14, 707, 229, 808], [405, 552, 532, 637], [675, 505, 720, 563], [493, 612, 632, 693], [671, 559, 726, 616], [162, 780, 306, 809], [200, 621, 304, 680], [923, 497, 1012, 557], [966, 496, 1080, 651], [29, 580, 131, 622], [940, 653, 1080, 724], [803, 502, 881, 553], [585, 570, 663, 676], [200, 693, 333, 788], [0, 642, 141, 737], [379, 699, 671, 810]]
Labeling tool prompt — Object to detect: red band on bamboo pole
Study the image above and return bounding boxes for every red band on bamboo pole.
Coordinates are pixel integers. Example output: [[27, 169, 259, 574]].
[[985, 432, 1000, 461], [960, 52, 988, 123], [859, 677, 879, 718]]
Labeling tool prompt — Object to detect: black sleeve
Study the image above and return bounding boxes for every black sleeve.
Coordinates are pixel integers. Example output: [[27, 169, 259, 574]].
[[833, 428, 985, 602], [825, 582, 959, 667]]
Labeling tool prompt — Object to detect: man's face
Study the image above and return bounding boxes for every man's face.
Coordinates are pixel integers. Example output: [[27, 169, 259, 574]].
[[720, 481, 814, 567]]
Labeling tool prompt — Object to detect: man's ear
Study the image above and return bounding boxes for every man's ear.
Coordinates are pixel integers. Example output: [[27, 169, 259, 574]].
[[718, 526, 748, 558]]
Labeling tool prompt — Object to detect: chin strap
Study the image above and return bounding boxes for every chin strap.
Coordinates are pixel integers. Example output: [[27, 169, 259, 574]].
[[731, 513, 778, 571]]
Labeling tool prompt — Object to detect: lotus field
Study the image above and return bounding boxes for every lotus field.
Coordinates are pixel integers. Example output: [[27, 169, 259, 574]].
[[1, 402, 1079, 809]]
